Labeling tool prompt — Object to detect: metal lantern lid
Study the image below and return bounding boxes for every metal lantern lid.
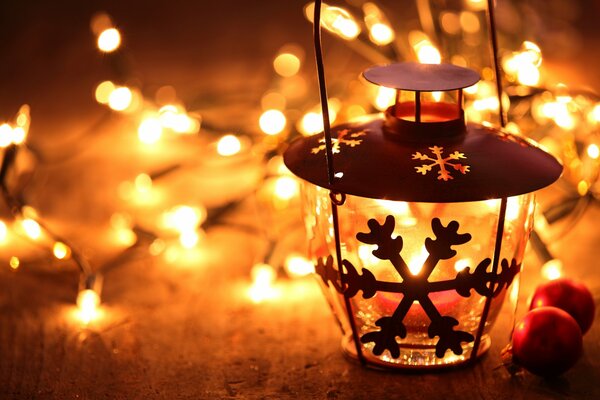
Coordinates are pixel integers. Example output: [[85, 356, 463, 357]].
[[284, 62, 562, 203]]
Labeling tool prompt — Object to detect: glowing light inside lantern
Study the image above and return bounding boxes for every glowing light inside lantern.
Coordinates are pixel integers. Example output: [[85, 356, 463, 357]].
[[108, 87, 133, 111], [21, 218, 41, 240], [454, 258, 471, 272], [53, 242, 71, 260], [138, 117, 163, 144], [76, 289, 100, 324], [541, 259, 563, 281], [248, 263, 279, 303], [408, 247, 429, 276], [9, 256, 19, 270], [0, 124, 13, 147], [217, 134, 242, 156], [259, 109, 286, 135], [285, 254, 315, 277], [273, 53, 301, 77], [97, 28, 121, 52]]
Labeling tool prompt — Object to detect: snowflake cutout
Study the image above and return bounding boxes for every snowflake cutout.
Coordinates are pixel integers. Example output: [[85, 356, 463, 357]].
[[412, 146, 470, 181], [315, 216, 521, 359], [311, 128, 367, 155]]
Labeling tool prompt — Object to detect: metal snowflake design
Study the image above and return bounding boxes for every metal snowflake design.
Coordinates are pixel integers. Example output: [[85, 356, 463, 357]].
[[315, 215, 521, 359], [412, 146, 470, 181], [311, 128, 367, 155]]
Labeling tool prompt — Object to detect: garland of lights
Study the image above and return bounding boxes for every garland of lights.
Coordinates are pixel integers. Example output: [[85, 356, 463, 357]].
[[1, 1, 598, 325]]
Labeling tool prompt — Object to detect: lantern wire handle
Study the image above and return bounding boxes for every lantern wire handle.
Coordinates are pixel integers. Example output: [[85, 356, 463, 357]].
[[313, 0, 366, 365], [470, 0, 513, 363], [486, 0, 506, 128]]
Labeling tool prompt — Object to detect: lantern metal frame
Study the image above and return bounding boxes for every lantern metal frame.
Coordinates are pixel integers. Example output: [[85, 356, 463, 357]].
[[289, 0, 562, 369]]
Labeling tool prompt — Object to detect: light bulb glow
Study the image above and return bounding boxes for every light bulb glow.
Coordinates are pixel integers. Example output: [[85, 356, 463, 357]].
[[179, 230, 199, 249], [586, 143, 599, 159], [259, 109, 286, 135], [138, 117, 163, 144], [0, 124, 12, 147], [416, 41, 442, 64], [21, 218, 41, 240], [217, 134, 242, 156], [95, 81, 115, 104], [273, 53, 301, 77], [108, 87, 133, 111], [0, 220, 7, 242], [374, 86, 396, 111], [97, 28, 121, 52], [53, 242, 71, 260], [541, 259, 563, 280], [285, 255, 315, 277], [162, 205, 206, 234], [248, 263, 279, 303], [273, 176, 299, 200], [76, 289, 100, 324], [9, 256, 19, 270]]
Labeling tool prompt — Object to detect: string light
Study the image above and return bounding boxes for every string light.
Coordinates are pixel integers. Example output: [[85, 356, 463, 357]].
[[108, 87, 133, 111], [53, 242, 71, 260], [9, 256, 20, 270], [21, 218, 41, 240], [273, 53, 301, 77], [216, 134, 242, 156], [284, 254, 315, 277], [363, 2, 395, 46], [76, 289, 100, 324], [259, 109, 286, 135], [305, 2, 361, 40], [248, 263, 279, 303], [0, 220, 7, 242], [541, 259, 563, 281], [97, 28, 121, 52], [138, 117, 163, 144]]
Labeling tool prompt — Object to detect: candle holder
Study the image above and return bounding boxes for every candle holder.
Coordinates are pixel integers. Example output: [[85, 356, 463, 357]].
[[284, 62, 562, 369]]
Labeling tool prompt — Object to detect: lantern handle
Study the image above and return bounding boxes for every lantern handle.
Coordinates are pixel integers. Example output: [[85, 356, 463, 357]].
[[313, 0, 337, 186], [486, 0, 506, 128], [313, 0, 366, 366]]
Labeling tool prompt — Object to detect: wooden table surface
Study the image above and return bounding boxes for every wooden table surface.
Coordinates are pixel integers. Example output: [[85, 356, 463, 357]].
[[1, 1, 599, 399]]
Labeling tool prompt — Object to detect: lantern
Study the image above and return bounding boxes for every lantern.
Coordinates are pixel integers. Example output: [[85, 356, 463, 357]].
[[283, 62, 562, 369]]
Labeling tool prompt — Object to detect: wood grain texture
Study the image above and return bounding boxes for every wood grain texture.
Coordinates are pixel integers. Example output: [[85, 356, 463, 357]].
[[1, 205, 599, 400]]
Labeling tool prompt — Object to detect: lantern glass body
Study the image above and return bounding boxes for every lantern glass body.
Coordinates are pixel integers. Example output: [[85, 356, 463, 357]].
[[302, 183, 535, 368]]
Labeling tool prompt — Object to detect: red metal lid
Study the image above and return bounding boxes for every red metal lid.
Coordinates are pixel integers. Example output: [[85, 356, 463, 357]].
[[284, 114, 562, 202], [284, 63, 562, 202]]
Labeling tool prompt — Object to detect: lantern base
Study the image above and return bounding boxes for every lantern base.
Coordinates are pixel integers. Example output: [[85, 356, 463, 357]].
[[340, 333, 491, 370]]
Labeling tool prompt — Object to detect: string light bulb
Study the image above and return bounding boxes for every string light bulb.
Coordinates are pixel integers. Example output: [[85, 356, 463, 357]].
[[259, 109, 286, 135], [248, 263, 279, 303], [97, 28, 121, 52], [305, 2, 361, 40], [53, 242, 71, 260], [9, 256, 19, 270], [76, 289, 100, 324], [217, 134, 242, 156], [21, 218, 42, 240]]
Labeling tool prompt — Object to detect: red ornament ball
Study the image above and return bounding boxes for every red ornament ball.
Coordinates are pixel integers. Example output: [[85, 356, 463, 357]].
[[530, 278, 595, 334], [512, 307, 583, 376]]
